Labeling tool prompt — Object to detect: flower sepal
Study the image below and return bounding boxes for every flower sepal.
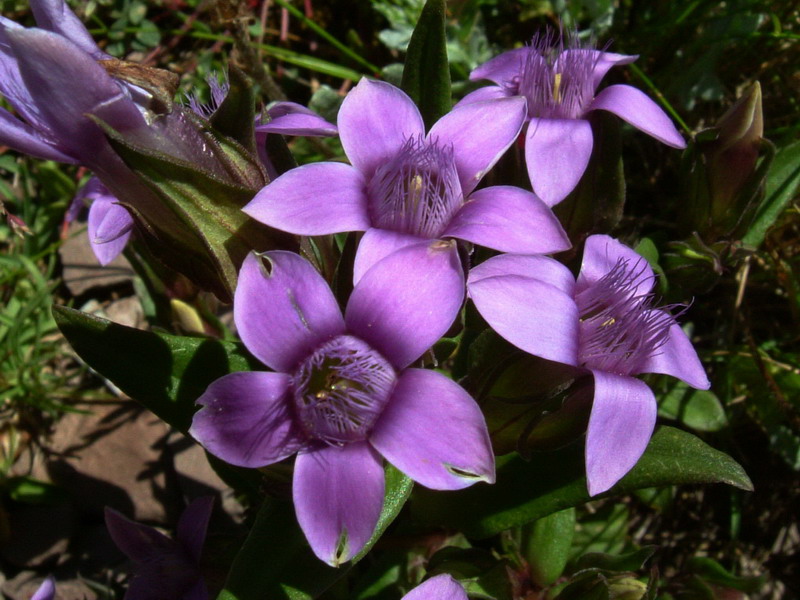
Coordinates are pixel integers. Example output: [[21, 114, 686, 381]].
[[92, 111, 294, 302]]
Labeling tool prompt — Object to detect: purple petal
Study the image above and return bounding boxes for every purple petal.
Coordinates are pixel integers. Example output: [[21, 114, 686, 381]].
[[469, 47, 529, 85], [591, 51, 638, 91], [452, 85, 509, 108], [293, 441, 385, 566], [338, 78, 424, 180], [234, 252, 346, 372], [189, 371, 303, 468], [345, 240, 464, 370], [88, 196, 133, 265], [557, 49, 637, 91], [177, 496, 214, 564], [402, 574, 468, 600], [576, 234, 656, 297], [467, 267, 580, 366], [469, 254, 576, 296], [5, 28, 145, 163], [104, 507, 177, 563], [427, 96, 526, 195], [31, 577, 56, 600], [589, 84, 686, 148], [371, 368, 494, 490], [586, 370, 657, 495], [352, 228, 425, 286], [444, 185, 570, 254], [524, 117, 594, 207], [244, 162, 370, 236], [636, 316, 710, 389], [30, 0, 107, 59], [0, 107, 76, 162], [258, 101, 338, 136]]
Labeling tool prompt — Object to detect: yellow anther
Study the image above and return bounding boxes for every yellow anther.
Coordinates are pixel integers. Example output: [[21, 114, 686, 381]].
[[553, 72, 563, 103]]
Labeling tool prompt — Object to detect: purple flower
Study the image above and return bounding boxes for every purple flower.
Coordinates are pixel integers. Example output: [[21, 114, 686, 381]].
[[254, 101, 338, 179], [467, 235, 709, 495], [244, 78, 569, 283], [461, 31, 687, 207], [31, 576, 56, 600], [190, 241, 494, 565], [105, 497, 213, 600], [403, 574, 467, 600], [71, 177, 134, 265], [0, 0, 146, 166]]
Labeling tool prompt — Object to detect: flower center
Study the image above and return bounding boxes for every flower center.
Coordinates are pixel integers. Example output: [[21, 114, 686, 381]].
[[291, 335, 396, 444], [575, 258, 676, 376], [506, 31, 598, 120], [366, 135, 463, 238]]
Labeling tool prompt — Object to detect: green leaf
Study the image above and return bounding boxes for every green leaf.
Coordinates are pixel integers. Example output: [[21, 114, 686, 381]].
[[52, 305, 258, 432], [401, 0, 451, 129], [576, 546, 657, 573], [210, 66, 258, 153], [6, 476, 66, 505], [523, 508, 576, 587], [743, 139, 800, 248], [412, 426, 752, 538], [217, 465, 412, 600], [687, 557, 765, 593], [657, 382, 728, 432]]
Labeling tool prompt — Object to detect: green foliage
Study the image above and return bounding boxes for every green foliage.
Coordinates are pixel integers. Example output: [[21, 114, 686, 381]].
[[400, 0, 451, 129], [412, 427, 752, 538]]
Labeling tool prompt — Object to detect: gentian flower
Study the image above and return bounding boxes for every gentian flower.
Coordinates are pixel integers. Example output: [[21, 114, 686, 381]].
[[0, 0, 146, 166], [31, 576, 56, 600], [403, 574, 467, 600], [244, 78, 569, 282], [190, 241, 494, 565], [254, 101, 338, 180], [70, 177, 134, 266], [105, 496, 214, 600], [462, 31, 687, 206], [467, 235, 709, 494]]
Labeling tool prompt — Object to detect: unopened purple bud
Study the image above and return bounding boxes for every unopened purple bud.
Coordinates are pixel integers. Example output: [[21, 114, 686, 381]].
[[292, 335, 396, 444], [575, 258, 675, 375], [366, 135, 463, 238]]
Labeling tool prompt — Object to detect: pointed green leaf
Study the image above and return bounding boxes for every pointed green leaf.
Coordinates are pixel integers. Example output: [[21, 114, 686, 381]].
[[412, 426, 752, 538], [401, 0, 451, 129], [217, 465, 413, 600], [52, 305, 258, 432], [743, 139, 800, 248], [523, 508, 576, 587], [210, 66, 258, 153]]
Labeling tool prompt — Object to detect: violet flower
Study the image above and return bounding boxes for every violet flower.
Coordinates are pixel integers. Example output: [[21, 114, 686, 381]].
[[461, 31, 686, 207], [190, 241, 494, 565], [244, 78, 569, 283], [255, 101, 338, 180], [0, 0, 146, 166], [467, 235, 709, 494], [403, 574, 467, 600], [70, 177, 134, 266], [31, 576, 56, 600], [105, 497, 213, 600]]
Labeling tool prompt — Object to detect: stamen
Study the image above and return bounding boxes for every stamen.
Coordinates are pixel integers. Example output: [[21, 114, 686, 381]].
[[575, 258, 680, 376], [366, 135, 463, 238], [510, 30, 599, 120], [291, 335, 396, 444], [187, 74, 230, 118]]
